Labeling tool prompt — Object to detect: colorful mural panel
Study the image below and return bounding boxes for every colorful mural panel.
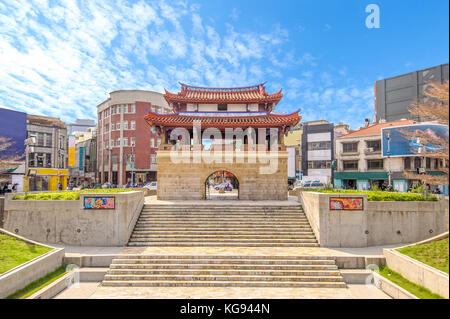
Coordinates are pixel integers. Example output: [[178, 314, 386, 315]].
[[329, 197, 364, 210], [84, 197, 115, 209]]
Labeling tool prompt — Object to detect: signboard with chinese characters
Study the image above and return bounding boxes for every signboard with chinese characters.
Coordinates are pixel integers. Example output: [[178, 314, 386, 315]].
[[84, 197, 115, 209], [330, 197, 364, 211]]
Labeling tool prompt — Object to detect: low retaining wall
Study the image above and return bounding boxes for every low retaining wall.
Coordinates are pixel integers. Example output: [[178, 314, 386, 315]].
[[3, 191, 144, 246], [383, 234, 449, 298], [0, 228, 64, 299], [300, 191, 449, 248]]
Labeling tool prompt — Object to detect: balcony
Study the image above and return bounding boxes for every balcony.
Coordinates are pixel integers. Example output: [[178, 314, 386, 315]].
[[339, 150, 360, 157], [364, 148, 381, 155]]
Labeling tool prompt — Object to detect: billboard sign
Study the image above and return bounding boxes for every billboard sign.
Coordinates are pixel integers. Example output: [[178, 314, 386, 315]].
[[381, 123, 448, 157], [0, 108, 27, 167]]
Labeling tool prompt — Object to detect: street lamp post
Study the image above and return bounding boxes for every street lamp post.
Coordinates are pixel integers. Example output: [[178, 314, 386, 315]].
[[386, 131, 392, 189], [131, 141, 135, 186], [24, 136, 36, 195]]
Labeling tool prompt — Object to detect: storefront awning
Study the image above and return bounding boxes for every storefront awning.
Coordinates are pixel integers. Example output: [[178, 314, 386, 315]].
[[334, 172, 388, 180]]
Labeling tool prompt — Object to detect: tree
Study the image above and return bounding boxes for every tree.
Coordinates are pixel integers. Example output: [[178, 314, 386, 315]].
[[0, 136, 22, 171], [403, 81, 449, 186]]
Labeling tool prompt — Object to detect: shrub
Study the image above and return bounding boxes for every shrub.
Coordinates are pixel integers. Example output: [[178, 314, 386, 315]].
[[12, 189, 140, 200], [312, 189, 437, 201]]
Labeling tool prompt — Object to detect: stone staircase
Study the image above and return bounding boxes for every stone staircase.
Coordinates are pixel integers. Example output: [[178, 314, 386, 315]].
[[101, 203, 346, 289], [127, 204, 319, 247], [102, 255, 346, 288]]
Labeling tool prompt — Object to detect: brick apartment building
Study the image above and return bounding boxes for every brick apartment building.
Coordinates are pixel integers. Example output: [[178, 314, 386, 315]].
[[97, 90, 170, 186]]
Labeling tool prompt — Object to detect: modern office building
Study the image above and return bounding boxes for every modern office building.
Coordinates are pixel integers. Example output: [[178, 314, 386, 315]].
[[300, 120, 335, 184], [97, 90, 171, 186], [375, 63, 449, 122], [67, 119, 96, 134]]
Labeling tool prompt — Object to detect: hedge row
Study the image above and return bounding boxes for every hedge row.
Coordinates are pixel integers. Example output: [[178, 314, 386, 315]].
[[313, 189, 437, 201], [12, 189, 140, 201]]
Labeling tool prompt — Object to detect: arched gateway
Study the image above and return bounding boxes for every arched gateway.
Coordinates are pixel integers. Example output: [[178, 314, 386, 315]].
[[144, 82, 301, 200], [205, 170, 239, 200]]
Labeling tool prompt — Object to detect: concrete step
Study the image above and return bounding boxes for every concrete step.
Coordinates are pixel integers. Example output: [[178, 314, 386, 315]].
[[101, 280, 346, 288], [113, 255, 336, 261], [137, 217, 309, 221], [107, 269, 341, 276], [128, 237, 318, 243], [130, 230, 315, 235], [133, 226, 314, 231], [130, 234, 317, 239], [139, 213, 306, 218], [103, 274, 344, 282], [135, 221, 313, 226], [110, 263, 338, 269], [127, 242, 319, 247]]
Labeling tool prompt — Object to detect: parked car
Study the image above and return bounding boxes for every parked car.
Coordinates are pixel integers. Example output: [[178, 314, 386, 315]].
[[214, 183, 233, 191], [144, 181, 157, 191]]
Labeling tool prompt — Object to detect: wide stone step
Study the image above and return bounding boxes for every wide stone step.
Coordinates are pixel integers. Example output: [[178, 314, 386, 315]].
[[130, 234, 317, 239], [107, 269, 341, 276], [127, 242, 319, 247], [113, 255, 335, 261], [137, 217, 308, 221], [143, 206, 303, 210], [131, 230, 314, 235], [136, 221, 312, 226], [139, 213, 306, 218], [135, 223, 311, 231], [110, 263, 337, 269], [101, 280, 346, 288], [128, 237, 317, 243], [103, 274, 344, 282]]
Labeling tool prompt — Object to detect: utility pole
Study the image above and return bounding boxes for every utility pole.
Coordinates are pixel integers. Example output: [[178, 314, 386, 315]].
[[131, 141, 135, 186], [24, 135, 36, 195], [386, 130, 392, 189]]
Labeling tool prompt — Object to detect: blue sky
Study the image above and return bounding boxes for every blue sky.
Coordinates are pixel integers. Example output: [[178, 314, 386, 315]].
[[0, 0, 448, 129]]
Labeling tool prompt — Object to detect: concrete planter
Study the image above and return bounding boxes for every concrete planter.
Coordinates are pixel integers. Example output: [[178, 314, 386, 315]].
[[3, 191, 144, 246], [383, 234, 449, 298], [0, 228, 64, 299], [300, 191, 449, 247]]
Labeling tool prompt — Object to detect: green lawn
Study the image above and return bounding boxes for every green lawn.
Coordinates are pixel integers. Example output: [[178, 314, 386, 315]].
[[397, 238, 449, 274], [0, 233, 52, 274], [12, 188, 140, 200], [377, 266, 444, 299], [312, 189, 437, 201], [6, 265, 67, 299]]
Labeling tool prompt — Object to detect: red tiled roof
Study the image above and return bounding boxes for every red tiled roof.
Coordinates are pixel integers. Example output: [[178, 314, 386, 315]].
[[338, 119, 419, 138], [164, 83, 283, 105], [144, 111, 301, 129]]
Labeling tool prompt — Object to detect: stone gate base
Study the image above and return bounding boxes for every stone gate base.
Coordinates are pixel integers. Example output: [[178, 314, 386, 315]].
[[156, 151, 288, 200]]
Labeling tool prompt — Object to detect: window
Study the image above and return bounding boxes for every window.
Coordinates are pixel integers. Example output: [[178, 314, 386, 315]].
[[130, 121, 136, 130], [116, 122, 121, 130], [123, 121, 128, 130], [130, 104, 135, 113], [367, 159, 383, 169], [150, 154, 157, 164], [111, 105, 115, 114], [366, 140, 381, 152], [116, 138, 120, 147], [99, 112, 102, 120], [150, 138, 155, 148], [29, 153, 35, 167], [414, 157, 422, 169], [157, 137, 161, 146], [123, 138, 128, 146], [111, 123, 115, 131], [426, 157, 431, 169], [111, 154, 118, 164], [45, 133, 52, 147], [404, 157, 411, 170], [308, 161, 331, 169], [343, 160, 358, 170], [110, 140, 114, 148], [343, 142, 358, 153], [131, 137, 136, 146], [116, 105, 121, 114], [45, 153, 51, 167], [37, 133, 44, 146], [37, 153, 44, 167], [308, 141, 331, 151], [218, 104, 227, 111]]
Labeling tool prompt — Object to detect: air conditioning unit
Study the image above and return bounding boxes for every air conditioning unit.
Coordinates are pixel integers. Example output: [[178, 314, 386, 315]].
[[367, 147, 373, 152]]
